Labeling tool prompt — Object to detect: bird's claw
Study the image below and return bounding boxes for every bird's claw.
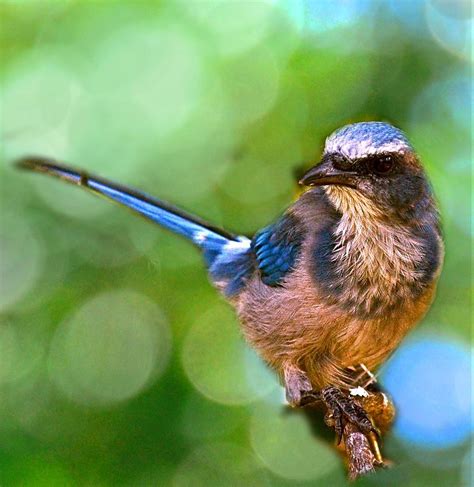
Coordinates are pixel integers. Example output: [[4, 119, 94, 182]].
[[299, 390, 321, 407], [320, 386, 376, 444]]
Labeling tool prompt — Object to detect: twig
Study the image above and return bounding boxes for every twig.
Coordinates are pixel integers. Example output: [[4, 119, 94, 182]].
[[300, 386, 395, 480], [343, 422, 376, 480], [342, 390, 395, 480], [300, 403, 379, 481]]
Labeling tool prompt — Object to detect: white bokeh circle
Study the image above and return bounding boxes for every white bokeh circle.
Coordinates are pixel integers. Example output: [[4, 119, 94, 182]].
[[250, 402, 339, 481], [48, 289, 171, 406]]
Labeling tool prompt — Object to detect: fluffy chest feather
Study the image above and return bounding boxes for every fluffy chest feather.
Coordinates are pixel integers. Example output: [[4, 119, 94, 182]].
[[312, 186, 442, 317]]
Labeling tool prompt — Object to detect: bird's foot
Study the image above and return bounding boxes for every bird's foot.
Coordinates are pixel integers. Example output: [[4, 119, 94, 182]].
[[283, 363, 316, 407], [283, 366, 378, 443], [320, 386, 378, 444]]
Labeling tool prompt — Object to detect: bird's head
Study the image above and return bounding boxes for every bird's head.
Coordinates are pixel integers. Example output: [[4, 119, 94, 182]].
[[300, 122, 432, 222]]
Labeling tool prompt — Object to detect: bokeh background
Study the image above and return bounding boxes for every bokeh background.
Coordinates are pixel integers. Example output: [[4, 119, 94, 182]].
[[0, 0, 472, 485]]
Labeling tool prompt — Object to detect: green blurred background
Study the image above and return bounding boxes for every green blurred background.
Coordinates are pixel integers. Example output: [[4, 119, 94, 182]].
[[0, 1, 472, 486]]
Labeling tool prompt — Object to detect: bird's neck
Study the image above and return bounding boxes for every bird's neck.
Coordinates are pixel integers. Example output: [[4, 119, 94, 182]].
[[324, 186, 426, 316]]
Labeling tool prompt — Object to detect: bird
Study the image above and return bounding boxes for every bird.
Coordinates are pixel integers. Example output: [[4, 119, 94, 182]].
[[16, 121, 443, 439]]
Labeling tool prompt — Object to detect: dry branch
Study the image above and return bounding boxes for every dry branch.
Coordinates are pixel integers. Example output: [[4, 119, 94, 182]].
[[301, 387, 395, 480], [344, 422, 376, 480]]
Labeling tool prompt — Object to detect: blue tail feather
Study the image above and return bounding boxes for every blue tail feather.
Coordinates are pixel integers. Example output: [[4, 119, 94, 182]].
[[16, 157, 254, 295], [16, 157, 233, 247]]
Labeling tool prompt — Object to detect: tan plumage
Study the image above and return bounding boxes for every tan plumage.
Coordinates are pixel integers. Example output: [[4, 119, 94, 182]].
[[233, 180, 442, 394]]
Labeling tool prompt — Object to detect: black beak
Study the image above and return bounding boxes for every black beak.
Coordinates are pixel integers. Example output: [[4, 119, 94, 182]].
[[298, 158, 357, 188]]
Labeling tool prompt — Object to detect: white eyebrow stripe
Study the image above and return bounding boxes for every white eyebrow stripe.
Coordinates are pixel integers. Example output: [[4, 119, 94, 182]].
[[325, 138, 410, 160]]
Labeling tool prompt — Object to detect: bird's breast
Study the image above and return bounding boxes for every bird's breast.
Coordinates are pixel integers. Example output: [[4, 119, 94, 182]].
[[236, 262, 438, 388], [309, 210, 443, 319]]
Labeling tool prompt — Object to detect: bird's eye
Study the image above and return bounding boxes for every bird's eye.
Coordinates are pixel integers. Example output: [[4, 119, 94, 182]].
[[372, 155, 394, 174]]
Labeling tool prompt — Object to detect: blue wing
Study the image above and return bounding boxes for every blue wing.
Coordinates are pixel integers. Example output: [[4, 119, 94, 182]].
[[252, 212, 305, 286], [208, 239, 255, 297]]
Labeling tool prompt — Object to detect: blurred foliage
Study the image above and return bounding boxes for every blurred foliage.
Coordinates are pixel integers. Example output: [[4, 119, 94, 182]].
[[0, 1, 472, 486]]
